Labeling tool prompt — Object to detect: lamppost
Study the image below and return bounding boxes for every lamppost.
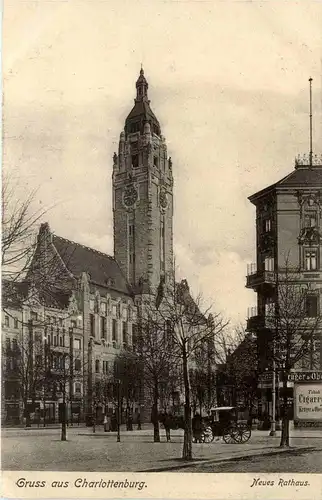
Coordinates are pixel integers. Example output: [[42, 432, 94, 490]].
[[43, 333, 48, 428], [69, 327, 74, 426], [117, 378, 121, 443], [269, 357, 276, 436]]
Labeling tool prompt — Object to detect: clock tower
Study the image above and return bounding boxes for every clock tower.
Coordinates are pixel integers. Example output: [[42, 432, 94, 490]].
[[112, 69, 174, 293]]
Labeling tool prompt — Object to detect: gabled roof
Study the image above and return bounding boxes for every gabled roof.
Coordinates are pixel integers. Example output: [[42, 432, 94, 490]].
[[249, 165, 322, 204], [2, 279, 72, 310], [52, 235, 132, 295]]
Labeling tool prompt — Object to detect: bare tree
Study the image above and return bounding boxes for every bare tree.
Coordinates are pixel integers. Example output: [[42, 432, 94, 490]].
[[3, 320, 45, 427], [264, 261, 322, 447], [133, 311, 176, 442], [1, 175, 44, 284], [215, 327, 258, 410], [145, 276, 228, 460]]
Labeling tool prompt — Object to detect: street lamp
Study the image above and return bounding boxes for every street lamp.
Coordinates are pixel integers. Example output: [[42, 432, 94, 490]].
[[269, 357, 276, 436], [117, 379, 121, 443], [69, 327, 74, 426], [43, 334, 48, 428]]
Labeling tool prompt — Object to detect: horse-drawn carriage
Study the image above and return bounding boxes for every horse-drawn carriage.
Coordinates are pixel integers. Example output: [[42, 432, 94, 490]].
[[195, 406, 252, 444]]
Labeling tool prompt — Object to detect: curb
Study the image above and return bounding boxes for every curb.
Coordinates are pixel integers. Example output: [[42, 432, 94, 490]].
[[140, 446, 319, 472]]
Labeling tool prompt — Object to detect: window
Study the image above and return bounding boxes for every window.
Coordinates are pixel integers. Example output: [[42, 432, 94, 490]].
[[122, 308, 128, 321], [90, 314, 95, 336], [59, 336, 64, 347], [154, 156, 159, 168], [5, 337, 11, 350], [103, 360, 109, 374], [304, 213, 317, 228], [95, 359, 100, 373], [305, 250, 317, 271], [112, 319, 117, 342], [73, 338, 81, 350], [89, 299, 95, 311], [129, 224, 134, 237], [101, 302, 107, 315], [131, 141, 138, 151], [30, 312, 38, 322], [14, 318, 19, 329], [4, 316, 9, 327], [71, 320, 77, 329], [53, 335, 58, 346], [59, 318, 63, 327], [100, 316, 107, 339], [131, 154, 139, 168], [122, 322, 128, 346], [264, 219, 272, 232], [112, 304, 117, 316], [305, 295, 318, 318], [75, 382, 81, 394], [264, 257, 274, 272], [75, 359, 81, 371], [130, 122, 140, 134], [132, 324, 138, 348]]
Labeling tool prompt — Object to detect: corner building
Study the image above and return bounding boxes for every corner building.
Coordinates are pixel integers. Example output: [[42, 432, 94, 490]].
[[246, 154, 322, 423]]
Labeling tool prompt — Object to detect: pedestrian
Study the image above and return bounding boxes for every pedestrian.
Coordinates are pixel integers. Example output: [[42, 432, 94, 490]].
[[163, 411, 172, 442], [137, 412, 142, 430], [192, 412, 203, 443], [104, 414, 108, 432], [127, 412, 133, 431]]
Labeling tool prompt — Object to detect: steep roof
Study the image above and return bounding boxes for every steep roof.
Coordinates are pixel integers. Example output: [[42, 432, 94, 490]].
[[124, 69, 161, 137], [52, 235, 131, 295], [2, 279, 72, 310], [249, 165, 322, 204]]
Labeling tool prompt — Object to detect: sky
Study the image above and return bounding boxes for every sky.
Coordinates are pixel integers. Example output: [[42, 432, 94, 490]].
[[3, 0, 322, 328]]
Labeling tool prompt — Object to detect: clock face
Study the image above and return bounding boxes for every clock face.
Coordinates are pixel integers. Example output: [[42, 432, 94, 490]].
[[123, 185, 138, 207], [159, 189, 168, 209]]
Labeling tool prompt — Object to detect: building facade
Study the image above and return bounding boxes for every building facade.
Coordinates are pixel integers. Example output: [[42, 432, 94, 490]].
[[1, 69, 175, 426], [246, 153, 322, 422]]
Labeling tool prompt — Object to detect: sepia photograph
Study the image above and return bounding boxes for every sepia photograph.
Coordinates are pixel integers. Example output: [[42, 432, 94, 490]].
[[2, 1, 322, 499]]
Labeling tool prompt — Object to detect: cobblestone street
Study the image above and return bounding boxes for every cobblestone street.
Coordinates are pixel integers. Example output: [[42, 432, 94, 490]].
[[2, 425, 322, 473]]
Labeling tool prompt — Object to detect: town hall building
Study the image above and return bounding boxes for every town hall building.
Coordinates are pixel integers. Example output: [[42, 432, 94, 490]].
[[2, 69, 177, 425]]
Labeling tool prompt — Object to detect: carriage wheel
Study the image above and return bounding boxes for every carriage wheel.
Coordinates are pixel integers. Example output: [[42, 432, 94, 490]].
[[233, 424, 251, 443], [202, 426, 214, 443], [222, 426, 236, 444]]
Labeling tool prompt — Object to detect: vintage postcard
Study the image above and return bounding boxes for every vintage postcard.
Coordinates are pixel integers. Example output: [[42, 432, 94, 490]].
[[2, 1, 322, 499]]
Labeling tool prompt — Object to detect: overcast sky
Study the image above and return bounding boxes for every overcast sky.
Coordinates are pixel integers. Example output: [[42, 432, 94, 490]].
[[4, 1, 322, 328]]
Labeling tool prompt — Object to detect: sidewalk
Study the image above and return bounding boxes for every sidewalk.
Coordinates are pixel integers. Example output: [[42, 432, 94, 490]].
[[3, 425, 321, 472]]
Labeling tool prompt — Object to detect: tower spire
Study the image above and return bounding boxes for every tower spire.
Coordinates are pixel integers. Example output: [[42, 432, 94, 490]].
[[309, 77, 313, 168], [136, 66, 148, 102]]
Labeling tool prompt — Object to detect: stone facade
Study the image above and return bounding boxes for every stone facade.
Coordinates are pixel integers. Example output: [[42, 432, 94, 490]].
[[1, 69, 175, 426], [246, 154, 322, 421]]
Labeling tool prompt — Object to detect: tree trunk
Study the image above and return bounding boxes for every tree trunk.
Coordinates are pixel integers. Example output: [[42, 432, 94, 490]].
[[279, 375, 290, 447], [61, 401, 67, 441], [152, 384, 160, 442], [182, 351, 192, 460], [24, 398, 31, 427]]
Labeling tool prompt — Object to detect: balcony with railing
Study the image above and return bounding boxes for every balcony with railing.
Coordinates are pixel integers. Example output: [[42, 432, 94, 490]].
[[246, 263, 276, 289], [246, 306, 274, 332]]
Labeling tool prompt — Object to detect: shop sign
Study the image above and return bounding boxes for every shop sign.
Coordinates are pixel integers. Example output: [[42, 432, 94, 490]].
[[259, 371, 279, 382], [288, 371, 322, 382], [294, 384, 322, 421]]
